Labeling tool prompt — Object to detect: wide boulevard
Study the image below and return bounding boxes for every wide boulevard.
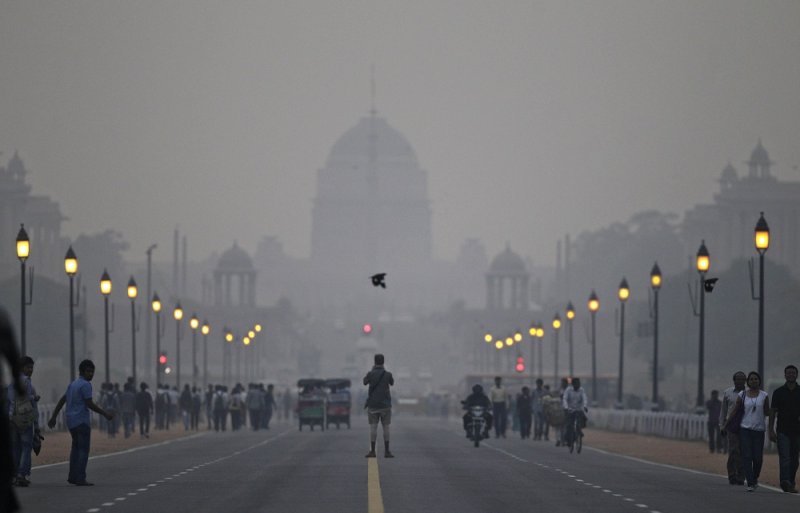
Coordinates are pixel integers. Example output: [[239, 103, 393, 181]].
[[17, 417, 799, 513]]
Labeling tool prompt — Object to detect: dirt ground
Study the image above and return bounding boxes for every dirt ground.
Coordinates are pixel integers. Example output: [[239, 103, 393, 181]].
[[585, 428, 781, 488], [32, 425, 781, 488]]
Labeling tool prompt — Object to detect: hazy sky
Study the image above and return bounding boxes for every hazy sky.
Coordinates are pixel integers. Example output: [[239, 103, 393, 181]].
[[2, 1, 799, 266]]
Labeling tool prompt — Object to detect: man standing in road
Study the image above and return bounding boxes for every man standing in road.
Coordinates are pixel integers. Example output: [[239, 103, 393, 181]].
[[769, 364, 800, 493], [490, 376, 508, 438], [48, 359, 114, 486], [720, 371, 747, 485], [364, 353, 394, 458]]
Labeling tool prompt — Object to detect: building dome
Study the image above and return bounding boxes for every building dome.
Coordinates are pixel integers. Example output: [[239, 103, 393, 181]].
[[489, 244, 527, 274], [749, 140, 771, 166], [325, 115, 419, 169], [720, 162, 738, 182], [217, 242, 253, 271]]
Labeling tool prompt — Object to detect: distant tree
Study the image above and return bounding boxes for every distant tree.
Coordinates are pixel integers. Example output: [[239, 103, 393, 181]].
[[71, 230, 129, 288]]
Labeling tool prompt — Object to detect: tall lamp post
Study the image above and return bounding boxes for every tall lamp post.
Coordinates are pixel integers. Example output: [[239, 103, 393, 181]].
[[695, 241, 710, 409], [565, 302, 575, 377], [617, 278, 630, 408], [552, 314, 562, 387], [100, 270, 112, 383], [483, 332, 493, 373], [754, 212, 770, 379], [190, 314, 200, 387], [528, 324, 537, 379], [173, 303, 184, 389], [650, 263, 661, 407], [224, 328, 233, 384], [127, 277, 139, 384], [16, 224, 31, 356], [145, 244, 157, 382], [64, 247, 79, 378], [152, 294, 162, 386], [536, 324, 544, 379], [202, 321, 210, 388], [588, 290, 600, 405]]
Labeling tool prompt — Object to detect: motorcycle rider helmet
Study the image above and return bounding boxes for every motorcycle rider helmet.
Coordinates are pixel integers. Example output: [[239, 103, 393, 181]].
[[472, 384, 483, 394]]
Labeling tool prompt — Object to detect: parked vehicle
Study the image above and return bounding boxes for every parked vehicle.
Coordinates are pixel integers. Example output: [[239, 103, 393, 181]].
[[324, 378, 351, 429]]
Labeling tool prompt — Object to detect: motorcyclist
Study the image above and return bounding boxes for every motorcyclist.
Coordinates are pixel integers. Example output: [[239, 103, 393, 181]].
[[462, 384, 493, 439]]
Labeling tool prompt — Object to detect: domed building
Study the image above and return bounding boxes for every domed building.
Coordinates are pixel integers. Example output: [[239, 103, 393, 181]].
[[213, 242, 257, 307], [311, 112, 432, 276], [486, 244, 529, 310]]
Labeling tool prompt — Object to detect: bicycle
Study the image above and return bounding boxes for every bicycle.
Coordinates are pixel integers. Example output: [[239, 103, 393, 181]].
[[565, 410, 585, 454]]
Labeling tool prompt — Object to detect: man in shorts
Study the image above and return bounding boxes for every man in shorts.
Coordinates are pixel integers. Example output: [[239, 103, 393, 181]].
[[363, 354, 394, 458]]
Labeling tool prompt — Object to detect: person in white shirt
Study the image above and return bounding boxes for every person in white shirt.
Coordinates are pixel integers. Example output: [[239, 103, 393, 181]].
[[562, 378, 588, 448], [490, 377, 509, 438], [726, 371, 770, 492]]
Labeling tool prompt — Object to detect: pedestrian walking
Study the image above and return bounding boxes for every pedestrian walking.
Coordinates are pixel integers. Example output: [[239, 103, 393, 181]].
[[516, 386, 533, 439], [7, 355, 41, 487], [706, 390, 723, 453], [725, 371, 770, 492], [179, 384, 192, 430], [0, 308, 24, 513], [48, 359, 114, 486], [768, 364, 800, 493], [205, 384, 214, 430], [531, 379, 547, 441], [720, 371, 747, 485], [120, 383, 136, 439], [363, 353, 394, 458], [490, 376, 508, 438], [135, 382, 153, 438], [263, 384, 277, 429], [213, 385, 228, 432], [101, 383, 120, 438], [246, 383, 264, 430]]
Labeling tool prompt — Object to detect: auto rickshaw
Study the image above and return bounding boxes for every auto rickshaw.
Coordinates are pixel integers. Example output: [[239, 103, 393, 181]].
[[297, 379, 326, 431], [324, 378, 352, 429]]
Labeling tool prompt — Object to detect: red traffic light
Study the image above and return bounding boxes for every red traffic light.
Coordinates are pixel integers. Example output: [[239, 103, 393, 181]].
[[515, 356, 524, 373], [362, 323, 373, 335], [159, 354, 167, 365]]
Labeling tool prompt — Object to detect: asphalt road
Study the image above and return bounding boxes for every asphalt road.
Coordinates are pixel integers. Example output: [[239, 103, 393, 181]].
[[16, 416, 800, 513]]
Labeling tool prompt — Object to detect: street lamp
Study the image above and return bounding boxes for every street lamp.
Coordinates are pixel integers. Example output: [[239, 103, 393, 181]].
[[650, 262, 662, 407], [754, 212, 769, 380], [64, 246, 78, 378], [152, 293, 162, 386], [201, 320, 210, 388], [536, 324, 545, 379], [127, 276, 138, 384], [189, 314, 200, 387], [254, 324, 262, 333], [695, 240, 710, 409], [552, 314, 562, 388], [16, 224, 32, 356], [173, 303, 183, 389], [528, 324, 537, 379], [617, 278, 630, 408], [224, 327, 233, 384], [565, 302, 576, 377], [100, 269, 112, 383], [588, 290, 600, 404]]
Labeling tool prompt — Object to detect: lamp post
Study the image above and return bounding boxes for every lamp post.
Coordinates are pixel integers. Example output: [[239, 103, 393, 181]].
[[617, 278, 630, 407], [528, 324, 536, 379], [588, 290, 600, 404], [696, 241, 710, 409], [16, 224, 31, 356], [202, 321, 210, 388], [754, 212, 769, 380], [552, 314, 562, 387], [565, 302, 575, 377], [189, 314, 199, 387], [100, 269, 112, 383], [484, 332, 493, 373], [536, 324, 544, 380], [145, 244, 157, 382], [173, 303, 183, 389], [152, 294, 162, 386], [64, 246, 78, 378], [127, 277, 138, 384], [650, 262, 662, 407], [224, 328, 234, 384]]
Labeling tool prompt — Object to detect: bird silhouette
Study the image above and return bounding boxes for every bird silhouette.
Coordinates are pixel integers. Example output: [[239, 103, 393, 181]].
[[703, 277, 719, 293], [371, 273, 387, 289]]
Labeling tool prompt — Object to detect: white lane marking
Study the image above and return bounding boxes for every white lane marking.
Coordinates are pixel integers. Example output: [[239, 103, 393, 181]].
[[137, 488, 148, 492], [147, 483, 157, 487], [114, 497, 126, 501], [624, 497, 635, 501], [127, 492, 137, 496], [636, 505, 648, 508], [482, 443, 528, 462], [602, 489, 612, 493], [87, 509, 100, 512], [101, 503, 114, 507]]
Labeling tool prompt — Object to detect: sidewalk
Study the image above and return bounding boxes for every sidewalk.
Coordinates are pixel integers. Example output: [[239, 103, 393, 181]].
[[584, 428, 781, 488]]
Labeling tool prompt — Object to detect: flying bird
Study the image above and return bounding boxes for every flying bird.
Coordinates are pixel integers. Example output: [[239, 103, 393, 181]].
[[371, 273, 387, 289], [703, 277, 719, 293]]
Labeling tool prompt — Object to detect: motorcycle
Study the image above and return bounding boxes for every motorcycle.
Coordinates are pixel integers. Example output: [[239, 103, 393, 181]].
[[466, 405, 487, 447]]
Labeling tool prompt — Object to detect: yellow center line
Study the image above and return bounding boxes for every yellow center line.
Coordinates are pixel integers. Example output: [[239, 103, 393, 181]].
[[368, 458, 385, 513]]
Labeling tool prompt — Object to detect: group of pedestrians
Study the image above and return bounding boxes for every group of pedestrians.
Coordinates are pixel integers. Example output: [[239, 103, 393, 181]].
[[718, 365, 800, 493]]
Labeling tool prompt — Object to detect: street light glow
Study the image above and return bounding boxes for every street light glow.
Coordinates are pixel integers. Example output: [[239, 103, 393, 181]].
[[100, 269, 112, 296], [484, 333, 493, 343], [225, 332, 234, 343], [64, 246, 78, 276], [255, 324, 262, 333], [16, 224, 30, 262], [552, 314, 561, 330], [650, 262, 662, 290], [202, 322, 210, 335], [588, 290, 600, 313], [173, 303, 184, 321], [494, 340, 503, 350], [696, 240, 710, 273], [618, 278, 630, 302], [755, 212, 770, 253], [127, 276, 138, 299], [190, 315, 200, 330], [151, 294, 162, 313], [566, 302, 575, 320]]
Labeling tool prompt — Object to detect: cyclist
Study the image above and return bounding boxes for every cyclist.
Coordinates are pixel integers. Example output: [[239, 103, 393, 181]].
[[562, 378, 588, 448]]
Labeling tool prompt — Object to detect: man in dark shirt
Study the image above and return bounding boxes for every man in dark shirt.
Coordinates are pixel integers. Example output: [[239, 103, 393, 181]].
[[363, 354, 394, 458], [769, 364, 800, 493], [706, 390, 723, 453]]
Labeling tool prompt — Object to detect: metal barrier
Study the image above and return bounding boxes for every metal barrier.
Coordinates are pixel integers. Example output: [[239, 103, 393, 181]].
[[589, 408, 708, 441]]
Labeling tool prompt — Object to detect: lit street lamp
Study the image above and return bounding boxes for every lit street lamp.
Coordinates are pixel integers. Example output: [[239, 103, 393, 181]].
[[127, 276, 139, 384], [565, 302, 575, 377], [528, 324, 537, 379], [190, 314, 200, 387], [224, 328, 234, 384], [754, 212, 769, 380], [650, 262, 662, 407], [202, 320, 210, 388], [152, 294, 162, 386], [552, 314, 562, 387], [695, 241, 710, 409], [617, 278, 630, 407], [64, 246, 79, 378], [16, 224, 32, 356], [100, 270, 112, 383], [173, 303, 184, 388], [536, 324, 545, 379], [588, 290, 600, 404]]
